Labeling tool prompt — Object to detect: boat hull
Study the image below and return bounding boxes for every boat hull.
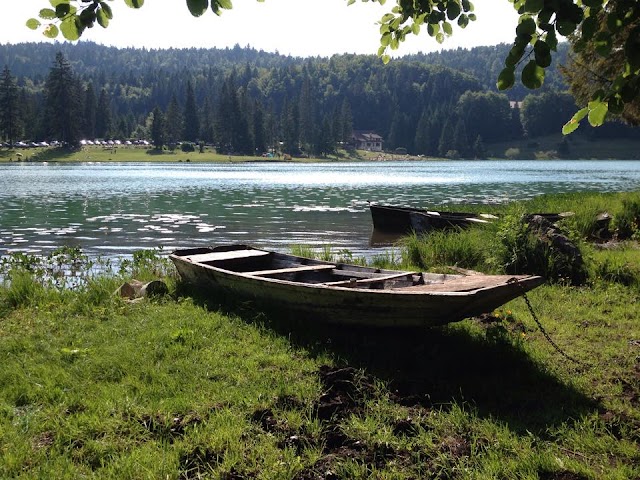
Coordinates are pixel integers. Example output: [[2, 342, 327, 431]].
[[171, 245, 544, 328]]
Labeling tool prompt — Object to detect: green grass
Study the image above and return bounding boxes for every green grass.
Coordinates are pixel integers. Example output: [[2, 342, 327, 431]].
[[1, 192, 640, 478], [0, 146, 363, 164]]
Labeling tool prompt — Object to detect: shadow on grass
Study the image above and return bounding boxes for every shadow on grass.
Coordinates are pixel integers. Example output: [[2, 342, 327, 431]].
[[179, 283, 599, 436]]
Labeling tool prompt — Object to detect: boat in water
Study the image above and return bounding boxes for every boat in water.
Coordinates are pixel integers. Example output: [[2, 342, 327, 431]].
[[170, 244, 544, 328], [369, 203, 573, 236]]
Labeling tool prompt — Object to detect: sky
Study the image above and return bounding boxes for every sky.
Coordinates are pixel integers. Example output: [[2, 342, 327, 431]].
[[0, 1, 519, 57]]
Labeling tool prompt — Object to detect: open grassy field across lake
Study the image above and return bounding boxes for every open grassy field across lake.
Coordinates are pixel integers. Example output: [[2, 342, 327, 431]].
[[1, 192, 639, 478], [0, 146, 358, 164]]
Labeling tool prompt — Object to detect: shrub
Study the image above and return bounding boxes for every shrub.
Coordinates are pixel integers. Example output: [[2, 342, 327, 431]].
[[611, 199, 640, 239]]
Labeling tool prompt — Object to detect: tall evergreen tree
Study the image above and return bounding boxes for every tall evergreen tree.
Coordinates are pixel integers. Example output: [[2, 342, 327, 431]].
[[83, 82, 97, 139], [200, 96, 214, 144], [183, 81, 200, 142], [44, 52, 83, 146], [340, 99, 353, 143], [298, 74, 314, 152], [150, 107, 166, 149], [95, 88, 112, 139], [252, 100, 266, 154], [0, 66, 21, 146], [165, 94, 183, 145]]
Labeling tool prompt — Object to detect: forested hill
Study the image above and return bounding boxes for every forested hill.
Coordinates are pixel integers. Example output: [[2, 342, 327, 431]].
[[3, 41, 629, 159], [405, 42, 570, 100], [0, 41, 567, 97]]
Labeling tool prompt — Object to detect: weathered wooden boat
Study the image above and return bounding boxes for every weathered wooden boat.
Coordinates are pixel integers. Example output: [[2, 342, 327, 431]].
[[369, 203, 573, 235], [170, 244, 544, 328], [369, 204, 494, 235]]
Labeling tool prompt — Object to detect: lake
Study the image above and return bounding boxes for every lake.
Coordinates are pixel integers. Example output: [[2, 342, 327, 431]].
[[1, 160, 640, 259]]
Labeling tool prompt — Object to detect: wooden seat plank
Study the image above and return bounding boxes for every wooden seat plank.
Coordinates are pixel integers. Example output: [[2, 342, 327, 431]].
[[244, 264, 336, 276], [186, 249, 269, 263], [323, 271, 416, 286]]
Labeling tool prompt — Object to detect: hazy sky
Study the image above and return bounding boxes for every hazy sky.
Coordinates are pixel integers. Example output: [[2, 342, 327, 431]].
[[1, 1, 519, 57]]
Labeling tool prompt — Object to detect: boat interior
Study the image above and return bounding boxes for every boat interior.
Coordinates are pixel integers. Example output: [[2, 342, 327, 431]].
[[173, 246, 450, 290]]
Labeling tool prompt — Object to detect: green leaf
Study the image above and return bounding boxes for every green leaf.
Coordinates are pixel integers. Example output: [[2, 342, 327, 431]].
[[97, 8, 109, 28], [562, 107, 588, 135], [49, 0, 69, 7], [580, 15, 597, 41], [556, 20, 576, 36], [608, 96, 624, 115], [516, 16, 536, 37], [435, 32, 445, 44], [624, 26, 640, 70], [545, 29, 558, 50], [187, 0, 209, 17], [523, 0, 543, 14], [497, 67, 515, 90], [457, 14, 469, 28], [43, 24, 59, 38], [124, 0, 144, 8], [534, 40, 551, 67], [587, 101, 608, 126], [26, 18, 41, 30], [521, 59, 545, 89], [442, 21, 453, 35], [60, 17, 81, 40], [39, 8, 57, 20], [100, 2, 113, 19], [55, 3, 71, 18], [446, 1, 461, 20]]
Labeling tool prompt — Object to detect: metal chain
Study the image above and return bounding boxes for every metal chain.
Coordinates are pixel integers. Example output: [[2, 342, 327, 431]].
[[511, 278, 589, 368]]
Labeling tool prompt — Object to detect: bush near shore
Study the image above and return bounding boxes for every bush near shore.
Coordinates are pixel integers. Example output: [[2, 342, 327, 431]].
[[1, 192, 639, 479]]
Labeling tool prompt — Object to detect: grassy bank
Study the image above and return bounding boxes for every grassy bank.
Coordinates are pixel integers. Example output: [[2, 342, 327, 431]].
[[0, 146, 359, 164], [1, 193, 640, 479], [3, 134, 640, 163]]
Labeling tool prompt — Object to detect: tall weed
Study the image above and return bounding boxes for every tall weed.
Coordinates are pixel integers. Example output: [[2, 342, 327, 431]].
[[400, 228, 491, 272]]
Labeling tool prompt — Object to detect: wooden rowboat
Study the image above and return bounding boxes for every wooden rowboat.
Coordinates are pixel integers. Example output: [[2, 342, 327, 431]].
[[369, 203, 573, 235], [170, 244, 544, 328], [369, 204, 494, 235]]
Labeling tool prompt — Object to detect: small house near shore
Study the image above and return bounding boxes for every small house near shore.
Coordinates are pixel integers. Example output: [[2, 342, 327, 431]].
[[351, 131, 384, 152]]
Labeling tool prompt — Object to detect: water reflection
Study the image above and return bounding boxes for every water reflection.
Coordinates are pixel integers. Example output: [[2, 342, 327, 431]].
[[1, 160, 640, 258]]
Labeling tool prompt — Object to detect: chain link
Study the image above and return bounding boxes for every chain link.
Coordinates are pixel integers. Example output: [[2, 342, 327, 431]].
[[510, 278, 589, 368]]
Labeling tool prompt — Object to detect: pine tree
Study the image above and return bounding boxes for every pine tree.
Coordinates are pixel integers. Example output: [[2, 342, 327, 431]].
[[298, 74, 314, 152], [0, 66, 21, 146], [95, 88, 112, 139], [151, 107, 166, 149], [340, 99, 353, 143], [183, 81, 199, 142], [44, 52, 83, 146], [83, 82, 97, 139], [165, 94, 183, 146]]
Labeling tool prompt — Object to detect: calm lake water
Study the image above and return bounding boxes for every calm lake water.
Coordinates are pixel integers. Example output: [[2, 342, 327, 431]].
[[1, 160, 640, 259]]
